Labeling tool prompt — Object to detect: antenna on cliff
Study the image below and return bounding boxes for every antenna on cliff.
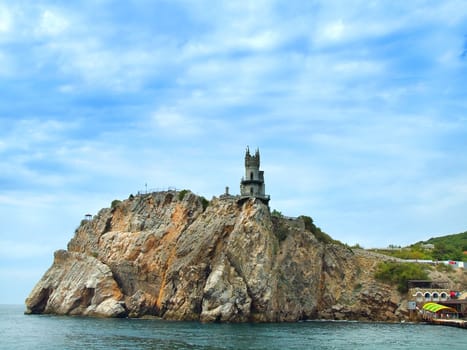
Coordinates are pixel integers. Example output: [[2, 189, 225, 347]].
[[145, 183, 148, 194]]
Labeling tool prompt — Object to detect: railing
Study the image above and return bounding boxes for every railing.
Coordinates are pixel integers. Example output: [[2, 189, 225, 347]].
[[136, 187, 179, 195]]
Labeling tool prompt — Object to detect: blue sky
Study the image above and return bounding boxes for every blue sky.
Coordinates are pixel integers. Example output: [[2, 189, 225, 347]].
[[1, 0, 466, 304]]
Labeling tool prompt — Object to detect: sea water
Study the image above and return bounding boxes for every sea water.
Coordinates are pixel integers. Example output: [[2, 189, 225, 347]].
[[0, 305, 465, 349]]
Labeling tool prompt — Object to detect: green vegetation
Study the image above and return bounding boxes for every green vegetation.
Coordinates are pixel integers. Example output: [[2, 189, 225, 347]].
[[349, 243, 363, 249], [299, 215, 342, 245], [270, 212, 340, 245], [435, 263, 454, 273], [300, 215, 314, 231], [370, 246, 432, 260], [177, 190, 208, 211], [271, 209, 283, 217], [431, 242, 464, 261], [275, 226, 288, 242], [353, 283, 363, 293], [200, 196, 209, 211], [178, 189, 189, 201], [375, 261, 429, 293], [271, 216, 288, 241], [373, 231, 467, 261], [423, 232, 467, 261], [111, 199, 122, 209]]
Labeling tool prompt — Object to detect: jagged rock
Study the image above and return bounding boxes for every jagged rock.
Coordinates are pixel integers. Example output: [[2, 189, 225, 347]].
[[25, 250, 124, 317], [24, 190, 461, 322], [200, 257, 252, 322], [92, 299, 126, 318]]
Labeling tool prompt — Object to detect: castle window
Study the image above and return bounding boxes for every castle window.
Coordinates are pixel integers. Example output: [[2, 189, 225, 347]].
[[250, 187, 254, 195], [250, 172, 254, 180]]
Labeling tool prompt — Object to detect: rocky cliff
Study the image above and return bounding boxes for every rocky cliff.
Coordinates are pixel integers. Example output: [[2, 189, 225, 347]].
[[25, 190, 449, 321]]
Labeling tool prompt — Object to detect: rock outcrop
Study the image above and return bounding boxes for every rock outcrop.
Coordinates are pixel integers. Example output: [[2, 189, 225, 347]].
[[24, 190, 460, 321], [25, 250, 125, 317]]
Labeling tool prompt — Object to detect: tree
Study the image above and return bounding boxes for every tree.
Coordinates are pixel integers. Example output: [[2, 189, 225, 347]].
[[432, 242, 463, 261], [271, 209, 283, 217], [375, 262, 428, 293]]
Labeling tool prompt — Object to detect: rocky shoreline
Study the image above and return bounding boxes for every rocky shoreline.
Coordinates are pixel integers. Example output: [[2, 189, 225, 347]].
[[24, 190, 457, 322]]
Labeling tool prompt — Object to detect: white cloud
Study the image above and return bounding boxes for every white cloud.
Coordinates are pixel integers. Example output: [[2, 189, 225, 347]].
[[237, 30, 281, 51], [36, 9, 69, 36], [179, 1, 285, 60], [180, 55, 280, 93], [332, 60, 383, 76], [308, 2, 463, 49], [3, 118, 79, 150], [320, 20, 346, 42], [152, 108, 202, 136], [58, 84, 76, 93], [44, 37, 174, 91], [0, 5, 12, 33]]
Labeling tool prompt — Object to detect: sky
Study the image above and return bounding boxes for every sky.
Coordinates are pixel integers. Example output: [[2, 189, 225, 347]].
[[1, 0, 466, 304]]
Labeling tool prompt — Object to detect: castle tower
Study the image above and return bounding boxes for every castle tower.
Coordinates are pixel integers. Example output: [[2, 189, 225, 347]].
[[240, 146, 270, 205]]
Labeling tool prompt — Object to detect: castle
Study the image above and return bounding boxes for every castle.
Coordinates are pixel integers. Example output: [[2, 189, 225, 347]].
[[239, 147, 270, 205]]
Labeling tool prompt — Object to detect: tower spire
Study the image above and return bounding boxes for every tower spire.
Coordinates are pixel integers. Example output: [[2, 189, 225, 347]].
[[240, 146, 269, 205]]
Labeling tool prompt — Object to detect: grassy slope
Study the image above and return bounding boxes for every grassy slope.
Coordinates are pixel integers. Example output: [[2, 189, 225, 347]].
[[420, 231, 467, 251], [370, 231, 467, 261]]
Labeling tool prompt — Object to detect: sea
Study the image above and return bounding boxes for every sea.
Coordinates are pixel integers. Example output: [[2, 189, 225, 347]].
[[0, 305, 465, 349]]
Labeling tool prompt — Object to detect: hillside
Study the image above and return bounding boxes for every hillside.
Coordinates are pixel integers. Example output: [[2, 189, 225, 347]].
[[418, 231, 467, 260], [369, 231, 467, 261]]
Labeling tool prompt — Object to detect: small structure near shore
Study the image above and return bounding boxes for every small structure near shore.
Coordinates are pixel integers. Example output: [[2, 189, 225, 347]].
[[408, 280, 451, 304], [421, 302, 467, 328], [436, 299, 467, 317], [421, 302, 458, 320], [407, 279, 467, 327]]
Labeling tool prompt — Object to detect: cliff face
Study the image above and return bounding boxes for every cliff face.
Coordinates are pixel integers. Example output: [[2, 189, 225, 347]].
[[26, 191, 408, 321]]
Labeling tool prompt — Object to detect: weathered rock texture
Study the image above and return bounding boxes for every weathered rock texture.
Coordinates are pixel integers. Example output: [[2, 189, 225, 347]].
[[24, 191, 461, 321]]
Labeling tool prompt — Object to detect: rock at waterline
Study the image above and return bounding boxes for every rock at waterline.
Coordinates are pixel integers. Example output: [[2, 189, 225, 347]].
[[26, 191, 405, 321]]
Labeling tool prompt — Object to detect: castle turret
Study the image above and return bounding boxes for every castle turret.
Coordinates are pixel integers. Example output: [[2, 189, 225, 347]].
[[240, 146, 270, 205]]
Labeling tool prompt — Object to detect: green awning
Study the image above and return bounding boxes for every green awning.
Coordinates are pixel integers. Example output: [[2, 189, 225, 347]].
[[423, 302, 457, 313]]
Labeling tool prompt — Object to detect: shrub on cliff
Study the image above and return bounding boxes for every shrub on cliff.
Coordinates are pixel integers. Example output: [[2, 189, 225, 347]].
[[375, 262, 428, 293], [178, 190, 189, 201], [271, 209, 283, 217], [300, 215, 341, 245], [271, 217, 288, 242], [111, 199, 122, 209], [200, 196, 209, 211]]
